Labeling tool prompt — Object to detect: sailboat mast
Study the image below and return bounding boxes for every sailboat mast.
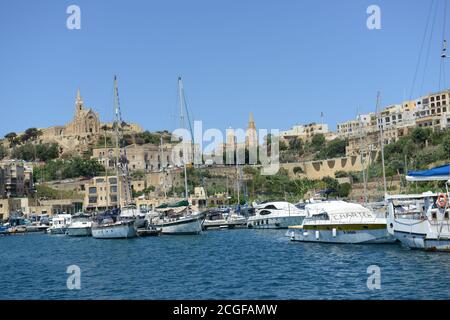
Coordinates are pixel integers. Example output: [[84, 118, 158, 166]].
[[178, 77, 189, 199], [357, 108, 368, 203], [160, 135, 167, 199], [376, 91, 388, 197], [236, 160, 240, 205], [104, 127, 109, 210], [113, 75, 122, 209]]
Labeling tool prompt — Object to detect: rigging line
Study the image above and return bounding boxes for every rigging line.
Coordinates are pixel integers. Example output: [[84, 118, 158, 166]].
[[440, 0, 448, 90], [420, 0, 440, 96], [410, 0, 436, 100], [182, 89, 195, 145]]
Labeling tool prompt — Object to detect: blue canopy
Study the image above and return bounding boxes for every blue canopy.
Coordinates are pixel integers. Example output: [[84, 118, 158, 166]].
[[406, 165, 450, 181]]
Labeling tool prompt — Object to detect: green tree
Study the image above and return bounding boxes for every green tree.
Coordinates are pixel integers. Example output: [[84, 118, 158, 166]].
[[4, 132, 19, 147], [20, 128, 42, 143], [337, 183, 352, 198], [411, 127, 431, 145], [289, 137, 304, 155], [443, 134, 450, 155], [311, 134, 326, 150]]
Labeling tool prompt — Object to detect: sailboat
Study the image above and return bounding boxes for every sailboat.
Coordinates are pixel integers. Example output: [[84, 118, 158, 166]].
[[386, 166, 450, 251], [384, 3, 450, 251], [150, 77, 205, 235], [92, 75, 137, 239]]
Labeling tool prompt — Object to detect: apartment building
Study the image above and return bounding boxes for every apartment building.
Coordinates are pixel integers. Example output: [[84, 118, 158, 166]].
[[83, 176, 128, 211], [92, 143, 174, 173], [281, 123, 329, 142], [0, 160, 34, 198]]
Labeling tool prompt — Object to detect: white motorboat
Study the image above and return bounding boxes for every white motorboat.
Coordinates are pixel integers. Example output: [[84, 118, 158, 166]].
[[287, 201, 395, 244], [386, 192, 450, 251], [47, 214, 72, 235], [202, 210, 247, 230], [67, 214, 92, 237], [247, 201, 306, 229]]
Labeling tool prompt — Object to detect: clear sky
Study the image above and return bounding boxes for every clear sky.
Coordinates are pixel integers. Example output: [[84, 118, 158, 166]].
[[0, 0, 448, 137]]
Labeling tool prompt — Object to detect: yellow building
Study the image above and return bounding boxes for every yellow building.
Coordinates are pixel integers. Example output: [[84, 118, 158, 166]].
[[83, 176, 128, 211]]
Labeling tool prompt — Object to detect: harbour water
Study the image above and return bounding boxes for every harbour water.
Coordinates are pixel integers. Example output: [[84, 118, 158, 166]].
[[1, 230, 449, 300]]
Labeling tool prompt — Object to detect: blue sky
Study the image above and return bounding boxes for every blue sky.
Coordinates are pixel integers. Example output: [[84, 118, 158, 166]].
[[0, 0, 448, 137]]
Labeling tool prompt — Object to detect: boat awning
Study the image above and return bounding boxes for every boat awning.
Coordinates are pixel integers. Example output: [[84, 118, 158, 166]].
[[406, 165, 450, 181]]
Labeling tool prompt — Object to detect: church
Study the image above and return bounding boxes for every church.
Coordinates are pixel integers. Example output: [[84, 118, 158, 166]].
[[40, 89, 101, 154], [65, 89, 100, 136]]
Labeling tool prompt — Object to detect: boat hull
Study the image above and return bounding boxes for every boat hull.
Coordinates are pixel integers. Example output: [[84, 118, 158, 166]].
[[67, 226, 92, 237], [92, 221, 136, 239], [158, 216, 204, 235], [390, 218, 450, 251], [288, 226, 395, 244], [248, 216, 304, 229], [48, 227, 67, 235], [394, 230, 450, 251]]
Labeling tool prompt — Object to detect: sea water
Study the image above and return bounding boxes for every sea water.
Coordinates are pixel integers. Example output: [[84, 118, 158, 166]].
[[0, 230, 449, 299]]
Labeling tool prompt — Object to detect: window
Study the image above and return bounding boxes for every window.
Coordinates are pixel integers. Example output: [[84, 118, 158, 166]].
[[89, 197, 97, 204], [96, 178, 104, 183], [110, 195, 118, 202], [110, 186, 118, 193], [259, 210, 272, 215], [109, 178, 117, 184], [89, 187, 97, 194]]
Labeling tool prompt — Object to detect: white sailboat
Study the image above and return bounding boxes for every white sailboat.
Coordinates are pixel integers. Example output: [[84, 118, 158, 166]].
[[92, 75, 137, 239], [386, 167, 450, 251], [151, 77, 204, 235]]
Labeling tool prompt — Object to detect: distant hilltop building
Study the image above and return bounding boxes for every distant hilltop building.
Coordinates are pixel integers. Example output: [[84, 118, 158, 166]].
[[245, 112, 258, 149], [280, 122, 331, 143], [337, 89, 450, 156], [39, 89, 141, 155]]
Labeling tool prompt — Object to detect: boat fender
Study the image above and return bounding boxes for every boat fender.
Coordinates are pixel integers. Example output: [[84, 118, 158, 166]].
[[436, 194, 447, 208], [315, 230, 320, 240], [332, 228, 337, 238]]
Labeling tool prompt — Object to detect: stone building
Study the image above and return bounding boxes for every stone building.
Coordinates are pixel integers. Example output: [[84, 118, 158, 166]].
[[246, 113, 258, 149], [40, 89, 100, 154], [83, 176, 127, 211], [92, 143, 174, 173], [38, 88, 141, 156], [0, 160, 33, 198], [0, 198, 22, 221], [280, 122, 329, 143]]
